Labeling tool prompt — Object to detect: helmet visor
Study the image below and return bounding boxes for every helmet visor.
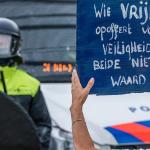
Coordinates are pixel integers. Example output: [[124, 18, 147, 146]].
[[0, 34, 11, 56]]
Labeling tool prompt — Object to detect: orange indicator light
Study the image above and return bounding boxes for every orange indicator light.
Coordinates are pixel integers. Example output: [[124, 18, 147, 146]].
[[43, 63, 50, 72], [43, 63, 73, 73]]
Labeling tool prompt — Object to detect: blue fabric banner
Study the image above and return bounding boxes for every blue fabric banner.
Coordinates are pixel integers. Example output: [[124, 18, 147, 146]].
[[77, 0, 150, 95]]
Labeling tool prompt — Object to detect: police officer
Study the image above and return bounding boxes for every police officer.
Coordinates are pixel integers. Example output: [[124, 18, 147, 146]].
[[0, 18, 51, 150]]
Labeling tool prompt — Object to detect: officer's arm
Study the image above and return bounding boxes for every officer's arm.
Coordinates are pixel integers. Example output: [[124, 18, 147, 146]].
[[70, 70, 99, 150], [30, 88, 52, 150]]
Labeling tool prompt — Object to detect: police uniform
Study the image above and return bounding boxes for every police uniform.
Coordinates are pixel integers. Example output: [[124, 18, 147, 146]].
[[0, 18, 51, 150]]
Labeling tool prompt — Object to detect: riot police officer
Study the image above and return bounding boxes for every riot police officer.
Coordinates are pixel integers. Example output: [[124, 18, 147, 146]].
[[0, 18, 51, 150]]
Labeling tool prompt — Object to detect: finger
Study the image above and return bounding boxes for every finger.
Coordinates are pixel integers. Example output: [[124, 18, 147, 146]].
[[71, 70, 76, 90], [72, 70, 80, 91], [84, 77, 94, 94], [71, 70, 75, 82], [73, 70, 82, 88]]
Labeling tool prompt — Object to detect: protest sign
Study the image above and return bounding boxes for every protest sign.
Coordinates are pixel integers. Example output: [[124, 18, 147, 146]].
[[77, 0, 150, 95]]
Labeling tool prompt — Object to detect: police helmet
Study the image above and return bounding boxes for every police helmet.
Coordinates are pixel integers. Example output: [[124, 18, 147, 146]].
[[0, 18, 22, 64]]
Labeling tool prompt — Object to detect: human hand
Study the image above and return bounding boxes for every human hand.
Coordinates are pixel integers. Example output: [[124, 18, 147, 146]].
[[71, 70, 94, 111]]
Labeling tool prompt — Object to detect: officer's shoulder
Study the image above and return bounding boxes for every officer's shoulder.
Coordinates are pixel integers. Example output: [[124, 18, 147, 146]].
[[15, 68, 40, 88]]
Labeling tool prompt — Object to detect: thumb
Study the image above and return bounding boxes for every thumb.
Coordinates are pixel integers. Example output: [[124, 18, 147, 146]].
[[84, 78, 95, 94]]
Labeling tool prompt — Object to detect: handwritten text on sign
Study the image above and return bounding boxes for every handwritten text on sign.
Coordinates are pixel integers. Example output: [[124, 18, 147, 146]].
[[77, 0, 150, 95]]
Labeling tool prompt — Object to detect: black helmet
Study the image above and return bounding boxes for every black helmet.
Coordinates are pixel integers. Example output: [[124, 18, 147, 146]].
[[0, 18, 22, 65]]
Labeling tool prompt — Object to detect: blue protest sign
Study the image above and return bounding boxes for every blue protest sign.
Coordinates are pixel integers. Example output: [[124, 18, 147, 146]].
[[77, 0, 150, 95]]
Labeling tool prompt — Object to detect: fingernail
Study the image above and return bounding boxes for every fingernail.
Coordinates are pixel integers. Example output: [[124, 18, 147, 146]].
[[90, 77, 94, 82], [73, 69, 77, 75]]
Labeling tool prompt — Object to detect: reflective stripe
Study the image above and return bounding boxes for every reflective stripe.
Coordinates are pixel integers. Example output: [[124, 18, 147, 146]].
[[106, 120, 150, 144], [112, 122, 150, 143], [106, 126, 142, 144]]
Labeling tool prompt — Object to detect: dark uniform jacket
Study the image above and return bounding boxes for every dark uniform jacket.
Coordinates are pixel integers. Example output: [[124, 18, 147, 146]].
[[0, 66, 51, 150]]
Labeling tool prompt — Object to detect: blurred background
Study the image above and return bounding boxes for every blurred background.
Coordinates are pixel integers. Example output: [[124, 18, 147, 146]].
[[0, 0, 76, 82], [0, 1, 78, 150], [0, 0, 76, 149]]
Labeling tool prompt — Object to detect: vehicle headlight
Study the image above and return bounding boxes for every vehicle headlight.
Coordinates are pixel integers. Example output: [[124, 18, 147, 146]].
[[94, 143, 111, 150], [49, 122, 74, 150]]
